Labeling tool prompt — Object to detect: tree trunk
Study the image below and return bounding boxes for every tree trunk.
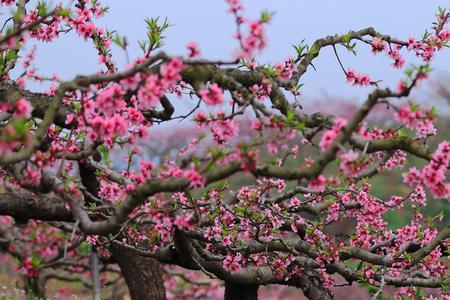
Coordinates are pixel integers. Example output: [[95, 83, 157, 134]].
[[111, 244, 166, 300], [224, 282, 259, 300], [24, 275, 45, 300], [289, 270, 334, 300], [78, 160, 167, 300], [90, 250, 101, 300]]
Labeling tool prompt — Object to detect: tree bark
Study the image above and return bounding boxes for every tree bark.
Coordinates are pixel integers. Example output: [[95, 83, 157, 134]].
[[90, 250, 101, 300], [79, 160, 167, 300], [224, 282, 259, 300], [111, 243, 166, 300], [290, 270, 334, 300], [24, 275, 45, 300]]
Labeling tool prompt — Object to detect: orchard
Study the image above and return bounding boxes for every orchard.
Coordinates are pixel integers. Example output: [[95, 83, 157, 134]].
[[0, 0, 449, 299]]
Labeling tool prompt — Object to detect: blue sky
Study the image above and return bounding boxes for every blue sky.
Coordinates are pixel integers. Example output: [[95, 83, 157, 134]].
[[8, 1, 450, 102]]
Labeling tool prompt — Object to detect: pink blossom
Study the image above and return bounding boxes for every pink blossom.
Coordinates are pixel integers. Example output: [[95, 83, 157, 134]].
[[250, 80, 272, 100], [160, 58, 184, 86], [0, 0, 16, 6], [223, 252, 243, 272], [174, 215, 193, 230], [186, 42, 201, 58], [410, 184, 427, 206], [88, 114, 128, 142], [267, 142, 278, 155], [96, 84, 126, 116], [199, 83, 223, 105], [211, 118, 239, 145], [421, 227, 438, 246], [319, 118, 347, 150], [76, 22, 95, 40], [86, 235, 99, 245], [371, 37, 386, 54], [14, 98, 32, 119], [99, 181, 121, 202], [226, 0, 242, 13], [339, 150, 368, 177], [421, 141, 450, 198], [346, 68, 370, 86], [388, 45, 405, 68], [137, 75, 163, 108], [222, 235, 232, 246], [289, 197, 301, 207], [416, 119, 436, 138], [184, 168, 206, 188], [346, 68, 374, 86]]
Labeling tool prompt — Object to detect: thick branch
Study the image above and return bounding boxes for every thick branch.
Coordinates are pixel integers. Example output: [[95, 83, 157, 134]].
[[0, 192, 72, 222]]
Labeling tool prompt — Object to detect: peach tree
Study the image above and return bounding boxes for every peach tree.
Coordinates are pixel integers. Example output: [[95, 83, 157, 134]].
[[0, 0, 449, 299]]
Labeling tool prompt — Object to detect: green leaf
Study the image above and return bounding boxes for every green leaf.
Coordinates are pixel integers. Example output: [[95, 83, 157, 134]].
[[37, 2, 48, 16], [430, 106, 438, 117], [285, 110, 295, 123], [295, 121, 305, 131], [98, 145, 110, 164], [31, 254, 41, 268], [408, 102, 420, 112], [292, 39, 307, 62], [12, 119, 28, 136], [260, 10, 275, 23], [5, 50, 18, 61], [113, 34, 125, 48], [56, 8, 72, 17], [72, 102, 81, 111], [79, 241, 90, 255], [138, 40, 147, 53], [342, 32, 351, 44], [308, 44, 319, 57], [404, 67, 414, 79]]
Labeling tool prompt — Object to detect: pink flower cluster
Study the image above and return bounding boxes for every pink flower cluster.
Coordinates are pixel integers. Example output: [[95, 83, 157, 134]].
[[223, 252, 243, 272], [404, 141, 450, 199], [387, 45, 406, 68], [21, 257, 40, 278], [24, 10, 60, 42], [250, 79, 272, 100], [96, 84, 126, 116], [274, 57, 296, 80], [319, 118, 347, 150], [87, 114, 127, 142], [339, 150, 369, 178], [384, 150, 407, 170], [408, 30, 450, 62], [160, 58, 184, 85], [195, 112, 240, 145], [422, 141, 450, 198], [199, 83, 224, 105], [225, 0, 268, 59], [72, 7, 96, 40], [370, 37, 386, 53], [13, 98, 32, 119], [0, 0, 16, 5], [240, 20, 267, 58], [136, 58, 185, 109], [99, 181, 122, 202], [86, 235, 99, 245], [225, 0, 242, 13], [185, 167, 206, 188], [395, 103, 436, 138], [211, 118, 239, 145], [137, 75, 163, 108], [370, 38, 405, 68], [346, 68, 374, 86], [186, 42, 201, 58]]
